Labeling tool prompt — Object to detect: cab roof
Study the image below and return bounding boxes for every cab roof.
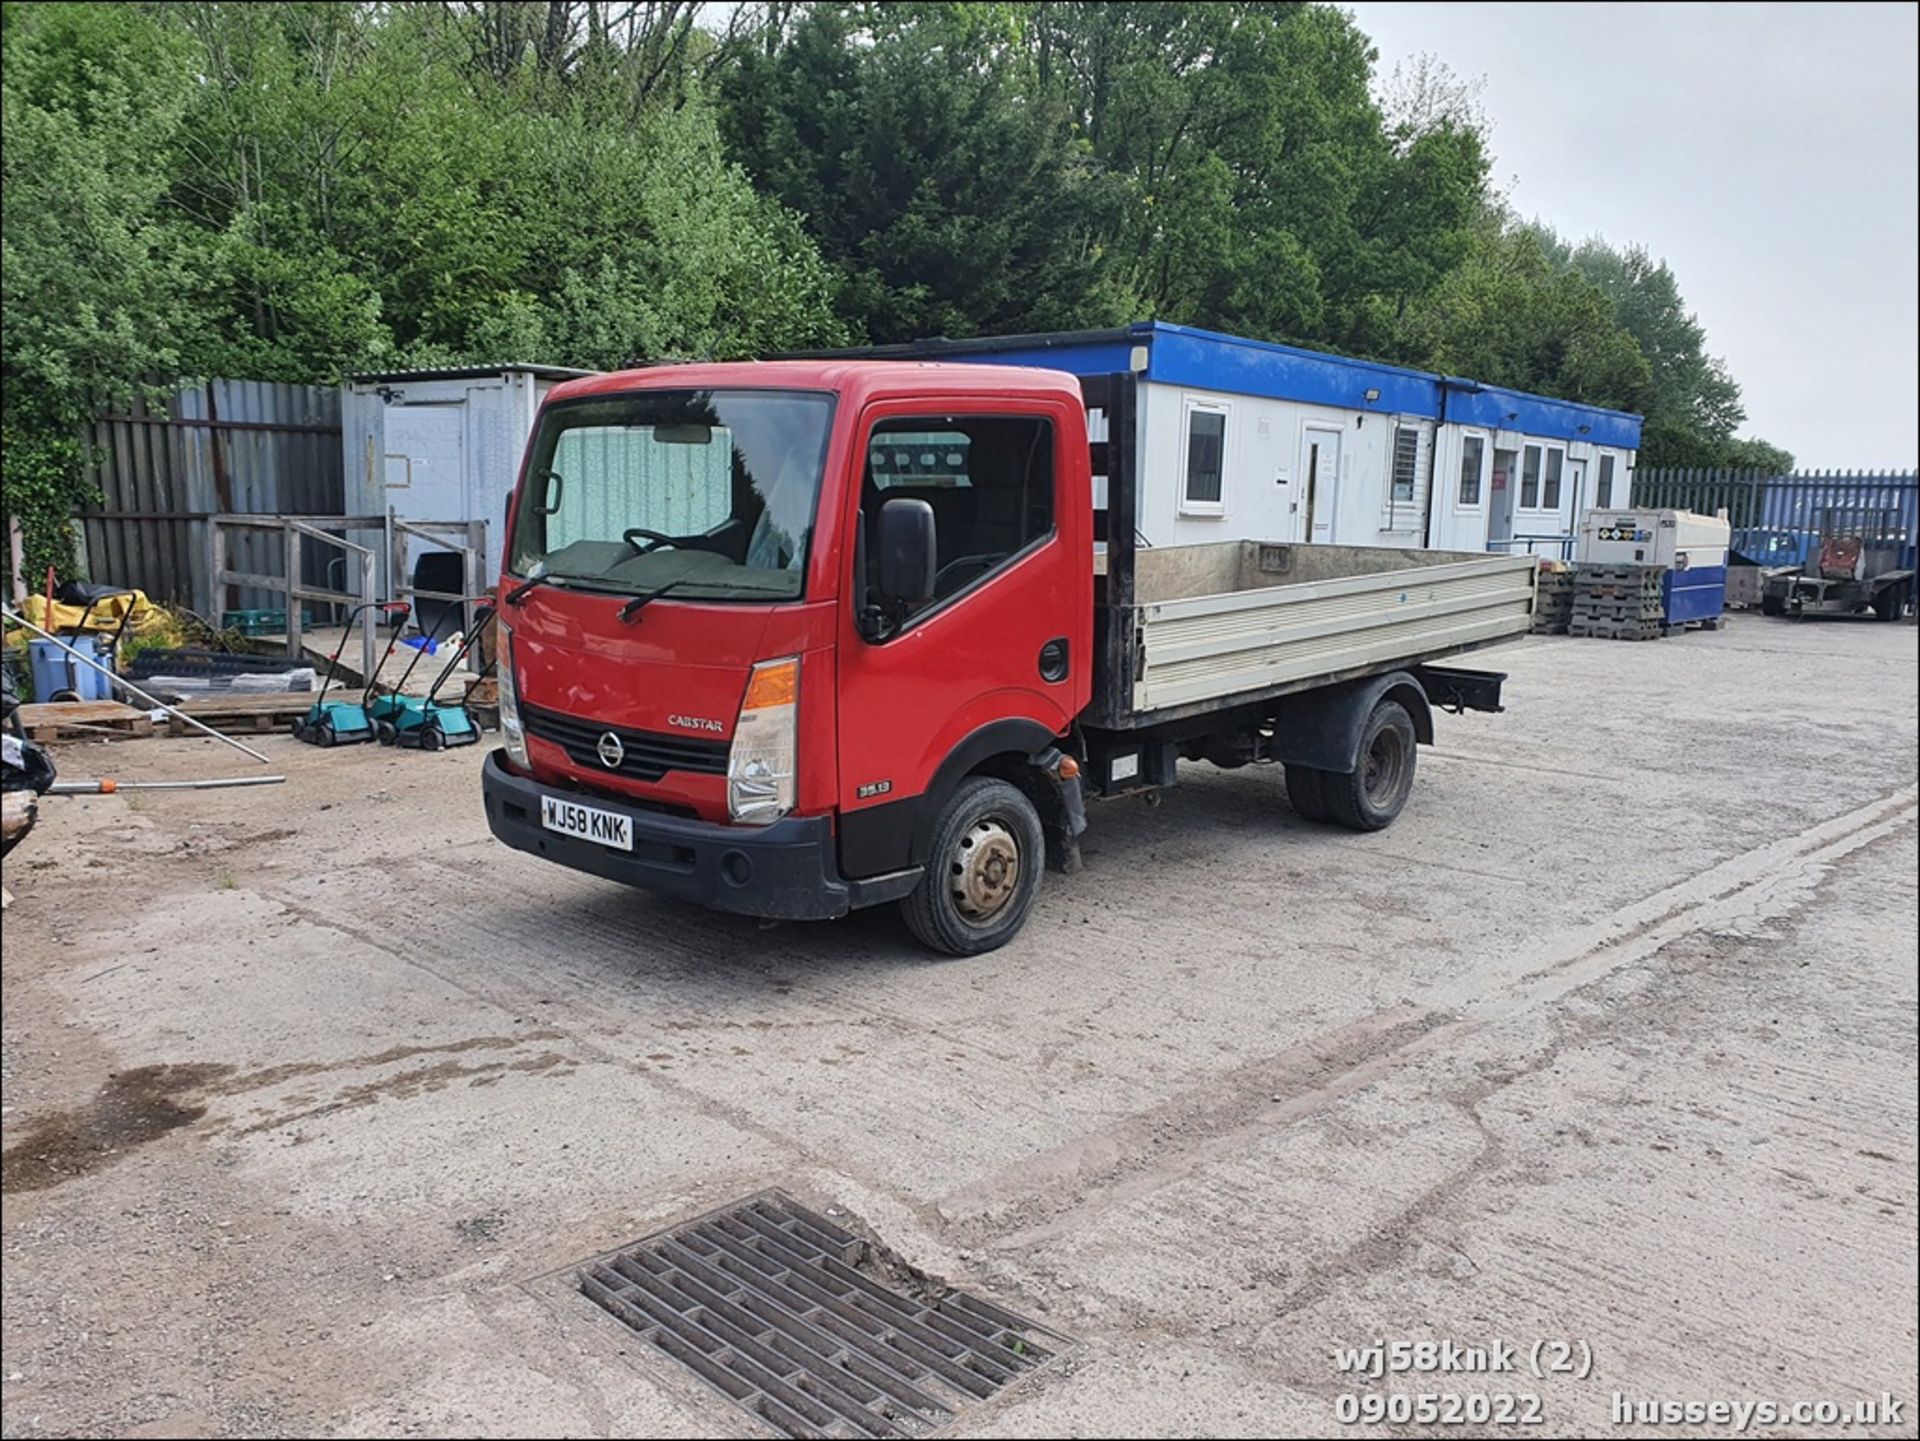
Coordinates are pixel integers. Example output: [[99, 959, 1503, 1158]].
[[544, 358, 1083, 409]]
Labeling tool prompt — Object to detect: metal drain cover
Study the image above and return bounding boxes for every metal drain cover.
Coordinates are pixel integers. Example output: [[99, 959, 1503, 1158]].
[[579, 1190, 1064, 1438]]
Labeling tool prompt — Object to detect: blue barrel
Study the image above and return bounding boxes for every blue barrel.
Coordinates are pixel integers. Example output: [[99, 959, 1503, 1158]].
[[29, 636, 115, 701]]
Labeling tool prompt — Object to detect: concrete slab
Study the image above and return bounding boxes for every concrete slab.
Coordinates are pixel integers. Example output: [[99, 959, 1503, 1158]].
[[3, 614, 1914, 1437]]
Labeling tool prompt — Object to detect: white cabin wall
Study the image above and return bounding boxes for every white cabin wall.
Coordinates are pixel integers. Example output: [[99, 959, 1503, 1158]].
[[1428, 424, 1494, 551], [340, 369, 561, 593], [1135, 381, 1451, 551], [1136, 381, 1296, 548]]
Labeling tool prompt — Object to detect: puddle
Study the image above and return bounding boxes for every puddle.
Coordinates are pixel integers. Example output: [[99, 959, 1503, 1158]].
[[2, 1063, 233, 1194]]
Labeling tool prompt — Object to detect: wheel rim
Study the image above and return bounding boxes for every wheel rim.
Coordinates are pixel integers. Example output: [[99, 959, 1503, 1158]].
[[950, 816, 1021, 925], [1362, 727, 1406, 808]]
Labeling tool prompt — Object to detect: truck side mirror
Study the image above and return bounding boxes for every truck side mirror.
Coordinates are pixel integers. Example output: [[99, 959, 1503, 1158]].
[[877, 497, 936, 608]]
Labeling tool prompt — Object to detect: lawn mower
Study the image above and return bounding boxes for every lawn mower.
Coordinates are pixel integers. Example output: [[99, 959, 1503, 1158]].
[[293, 600, 409, 746], [373, 603, 495, 751]]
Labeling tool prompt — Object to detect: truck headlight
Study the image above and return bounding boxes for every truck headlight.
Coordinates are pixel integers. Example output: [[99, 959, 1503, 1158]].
[[497, 629, 530, 769], [728, 656, 798, 824]]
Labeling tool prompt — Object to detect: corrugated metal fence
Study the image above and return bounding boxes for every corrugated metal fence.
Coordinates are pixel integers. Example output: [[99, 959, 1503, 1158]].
[[1632, 468, 1919, 569], [78, 378, 343, 615]]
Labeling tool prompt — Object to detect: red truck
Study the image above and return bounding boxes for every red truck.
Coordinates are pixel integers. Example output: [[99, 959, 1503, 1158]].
[[483, 360, 1535, 953]]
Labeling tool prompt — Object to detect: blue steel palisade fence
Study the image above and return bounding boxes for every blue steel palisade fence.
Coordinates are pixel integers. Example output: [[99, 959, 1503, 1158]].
[[1630, 469, 1918, 571]]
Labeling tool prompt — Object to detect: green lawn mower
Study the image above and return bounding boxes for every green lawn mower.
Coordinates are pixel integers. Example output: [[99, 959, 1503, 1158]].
[[293, 600, 409, 747], [372, 603, 494, 751]]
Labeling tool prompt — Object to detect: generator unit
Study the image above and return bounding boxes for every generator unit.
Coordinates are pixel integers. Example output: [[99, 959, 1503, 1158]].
[[1578, 508, 1730, 626]]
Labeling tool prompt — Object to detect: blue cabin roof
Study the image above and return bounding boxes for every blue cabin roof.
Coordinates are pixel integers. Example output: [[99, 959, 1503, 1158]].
[[802, 321, 1644, 451]]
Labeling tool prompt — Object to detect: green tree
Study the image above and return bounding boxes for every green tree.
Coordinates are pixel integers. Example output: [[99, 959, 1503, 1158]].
[[1021, 3, 1487, 353], [1537, 230, 1790, 469], [1, 2, 207, 576], [1403, 212, 1651, 411], [158, 1, 845, 370], [718, 1, 1128, 342]]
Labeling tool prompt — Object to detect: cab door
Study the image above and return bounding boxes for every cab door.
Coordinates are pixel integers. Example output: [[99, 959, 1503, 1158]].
[[833, 398, 1087, 878]]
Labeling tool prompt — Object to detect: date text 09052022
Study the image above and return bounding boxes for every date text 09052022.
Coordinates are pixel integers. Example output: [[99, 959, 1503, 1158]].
[[1334, 1392, 1544, 1426]]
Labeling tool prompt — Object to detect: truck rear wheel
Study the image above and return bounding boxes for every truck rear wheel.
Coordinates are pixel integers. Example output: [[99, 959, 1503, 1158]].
[[1284, 765, 1331, 822], [901, 776, 1043, 956], [1325, 700, 1417, 832]]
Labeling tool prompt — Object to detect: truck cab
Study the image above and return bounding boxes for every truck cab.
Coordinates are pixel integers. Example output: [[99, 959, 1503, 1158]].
[[484, 362, 1094, 951]]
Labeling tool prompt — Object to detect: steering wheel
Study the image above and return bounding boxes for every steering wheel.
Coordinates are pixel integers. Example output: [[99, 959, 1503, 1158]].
[[623, 526, 679, 555], [932, 553, 1004, 597]]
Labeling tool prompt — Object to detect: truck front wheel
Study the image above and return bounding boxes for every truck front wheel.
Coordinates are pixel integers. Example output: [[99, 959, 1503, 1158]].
[[901, 776, 1044, 956], [1325, 700, 1417, 832]]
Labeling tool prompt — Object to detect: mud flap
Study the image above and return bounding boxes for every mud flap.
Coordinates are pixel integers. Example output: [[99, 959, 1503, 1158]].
[[1032, 746, 1087, 875]]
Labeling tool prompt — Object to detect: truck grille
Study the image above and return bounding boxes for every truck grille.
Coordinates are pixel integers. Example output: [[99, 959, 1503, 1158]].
[[521, 703, 729, 782]]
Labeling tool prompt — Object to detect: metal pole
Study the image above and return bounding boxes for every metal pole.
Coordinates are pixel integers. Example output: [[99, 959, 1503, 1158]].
[[2, 605, 274, 765], [283, 522, 304, 664], [47, 775, 286, 795], [360, 542, 377, 684]]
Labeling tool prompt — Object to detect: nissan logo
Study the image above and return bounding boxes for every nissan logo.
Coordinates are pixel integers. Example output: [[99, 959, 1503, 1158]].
[[596, 731, 625, 769]]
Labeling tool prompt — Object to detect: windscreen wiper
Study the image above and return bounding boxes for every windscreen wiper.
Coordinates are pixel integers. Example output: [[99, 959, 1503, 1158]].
[[505, 566, 559, 607], [617, 580, 689, 623], [504, 567, 627, 605]]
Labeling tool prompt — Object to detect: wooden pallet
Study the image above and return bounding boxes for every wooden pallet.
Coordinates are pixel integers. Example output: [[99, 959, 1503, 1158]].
[[165, 691, 315, 737], [16, 700, 155, 742]]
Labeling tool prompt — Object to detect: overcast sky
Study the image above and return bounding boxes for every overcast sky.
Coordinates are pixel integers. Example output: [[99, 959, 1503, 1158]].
[[1350, 1, 1919, 468]]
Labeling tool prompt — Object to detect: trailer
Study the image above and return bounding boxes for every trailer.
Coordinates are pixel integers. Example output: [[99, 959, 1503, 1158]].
[[482, 362, 1534, 954], [1761, 508, 1914, 621]]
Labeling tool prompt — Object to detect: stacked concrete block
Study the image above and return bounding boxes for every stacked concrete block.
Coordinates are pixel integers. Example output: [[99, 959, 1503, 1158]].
[[1531, 565, 1576, 634], [1569, 563, 1666, 641]]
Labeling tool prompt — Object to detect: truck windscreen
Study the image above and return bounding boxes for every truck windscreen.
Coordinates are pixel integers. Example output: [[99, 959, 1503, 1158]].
[[507, 389, 835, 603]]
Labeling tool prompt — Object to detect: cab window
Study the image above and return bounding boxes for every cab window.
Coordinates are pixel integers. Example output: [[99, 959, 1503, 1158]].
[[860, 414, 1054, 627]]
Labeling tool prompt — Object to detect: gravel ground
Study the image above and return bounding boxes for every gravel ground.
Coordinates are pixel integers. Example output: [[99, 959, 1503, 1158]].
[[2, 615, 1915, 1439]]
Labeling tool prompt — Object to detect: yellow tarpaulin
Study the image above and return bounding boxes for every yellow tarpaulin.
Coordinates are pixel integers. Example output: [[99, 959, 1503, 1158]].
[[15, 590, 167, 637]]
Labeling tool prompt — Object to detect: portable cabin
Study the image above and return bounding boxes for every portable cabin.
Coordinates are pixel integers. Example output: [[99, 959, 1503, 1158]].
[[342, 364, 592, 608], [796, 324, 1642, 559]]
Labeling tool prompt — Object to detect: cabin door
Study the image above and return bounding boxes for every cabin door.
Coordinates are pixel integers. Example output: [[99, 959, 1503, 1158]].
[[1301, 426, 1343, 544]]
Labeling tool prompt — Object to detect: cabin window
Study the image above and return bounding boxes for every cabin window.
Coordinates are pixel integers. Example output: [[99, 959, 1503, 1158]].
[[1520, 445, 1542, 508], [1458, 435, 1485, 507], [1543, 448, 1565, 510], [1390, 426, 1421, 503], [1181, 400, 1228, 512], [1597, 454, 1616, 508]]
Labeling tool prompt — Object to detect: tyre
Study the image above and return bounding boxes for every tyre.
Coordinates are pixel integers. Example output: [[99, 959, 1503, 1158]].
[[900, 776, 1044, 956], [421, 724, 445, 751], [1284, 764, 1331, 823], [1761, 592, 1785, 617], [1873, 585, 1904, 622], [316, 719, 337, 748], [1324, 700, 1417, 832], [376, 720, 397, 745]]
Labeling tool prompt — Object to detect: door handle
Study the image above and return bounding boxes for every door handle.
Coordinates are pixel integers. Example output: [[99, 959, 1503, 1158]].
[[1038, 637, 1070, 683]]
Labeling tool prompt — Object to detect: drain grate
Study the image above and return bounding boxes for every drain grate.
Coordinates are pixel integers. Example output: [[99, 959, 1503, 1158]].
[[579, 1190, 1064, 1438]]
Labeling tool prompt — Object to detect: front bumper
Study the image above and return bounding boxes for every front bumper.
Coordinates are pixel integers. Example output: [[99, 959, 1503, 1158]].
[[482, 749, 852, 921]]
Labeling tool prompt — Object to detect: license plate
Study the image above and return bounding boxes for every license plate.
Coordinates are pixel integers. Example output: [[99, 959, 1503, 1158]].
[[540, 794, 633, 851]]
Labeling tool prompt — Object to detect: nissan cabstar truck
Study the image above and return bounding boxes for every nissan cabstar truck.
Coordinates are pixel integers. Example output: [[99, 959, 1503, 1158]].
[[482, 361, 1534, 954]]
